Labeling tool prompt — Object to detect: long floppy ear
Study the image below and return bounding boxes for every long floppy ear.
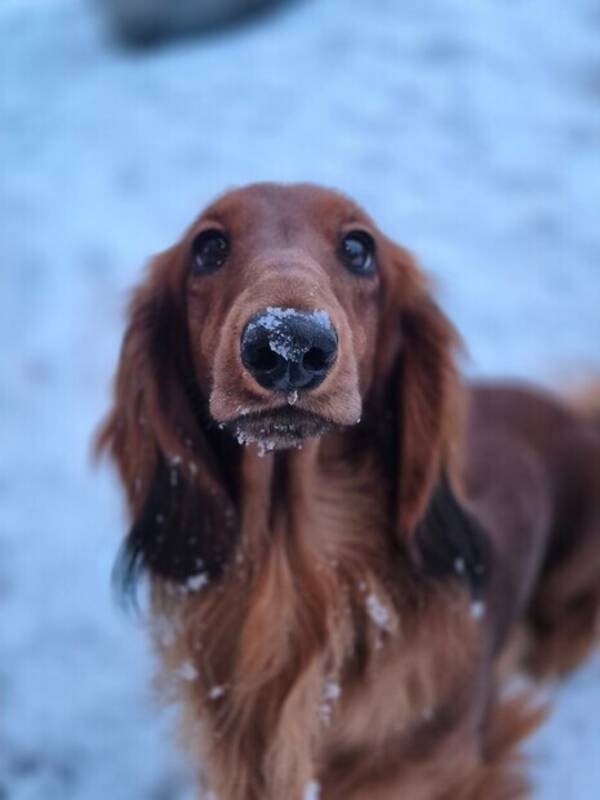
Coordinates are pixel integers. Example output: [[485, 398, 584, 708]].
[[375, 245, 489, 592], [96, 247, 238, 594]]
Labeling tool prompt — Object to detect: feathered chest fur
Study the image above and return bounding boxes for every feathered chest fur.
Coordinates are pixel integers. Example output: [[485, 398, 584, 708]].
[[148, 438, 481, 800]]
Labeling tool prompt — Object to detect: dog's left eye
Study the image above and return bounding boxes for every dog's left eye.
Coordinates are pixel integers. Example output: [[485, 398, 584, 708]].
[[339, 231, 376, 275], [191, 229, 229, 275]]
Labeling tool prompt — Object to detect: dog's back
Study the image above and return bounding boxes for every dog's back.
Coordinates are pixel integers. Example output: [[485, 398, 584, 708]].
[[466, 382, 600, 673]]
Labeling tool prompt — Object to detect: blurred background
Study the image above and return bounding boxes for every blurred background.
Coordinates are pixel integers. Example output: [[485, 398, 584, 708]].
[[1, 0, 599, 797]]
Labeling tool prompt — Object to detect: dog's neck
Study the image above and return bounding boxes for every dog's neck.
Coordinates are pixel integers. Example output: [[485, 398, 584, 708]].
[[237, 429, 390, 566]]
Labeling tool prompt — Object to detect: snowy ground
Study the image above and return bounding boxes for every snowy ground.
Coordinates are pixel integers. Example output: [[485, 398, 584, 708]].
[[1, 0, 599, 797]]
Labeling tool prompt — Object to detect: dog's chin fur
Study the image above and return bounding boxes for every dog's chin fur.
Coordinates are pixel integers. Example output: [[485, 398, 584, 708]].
[[226, 407, 337, 452]]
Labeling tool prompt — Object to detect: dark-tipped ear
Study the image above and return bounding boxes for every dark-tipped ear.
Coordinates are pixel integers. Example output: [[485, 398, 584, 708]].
[[374, 248, 490, 593], [373, 243, 490, 593], [96, 247, 237, 596], [413, 474, 490, 599]]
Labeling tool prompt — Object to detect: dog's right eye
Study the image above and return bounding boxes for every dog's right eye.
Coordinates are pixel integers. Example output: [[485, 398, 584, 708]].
[[191, 229, 229, 275]]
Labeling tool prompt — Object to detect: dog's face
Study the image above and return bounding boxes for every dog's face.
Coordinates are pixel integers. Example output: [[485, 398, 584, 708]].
[[181, 183, 412, 449], [99, 182, 460, 583]]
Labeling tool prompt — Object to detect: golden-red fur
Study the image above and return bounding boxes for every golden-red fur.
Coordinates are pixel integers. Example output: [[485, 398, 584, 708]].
[[97, 183, 600, 799]]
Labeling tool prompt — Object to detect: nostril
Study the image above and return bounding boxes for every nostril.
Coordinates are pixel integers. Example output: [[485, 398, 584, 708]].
[[302, 347, 329, 373], [244, 345, 280, 373]]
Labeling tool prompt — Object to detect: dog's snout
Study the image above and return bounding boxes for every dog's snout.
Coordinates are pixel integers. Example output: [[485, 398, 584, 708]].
[[240, 307, 338, 392]]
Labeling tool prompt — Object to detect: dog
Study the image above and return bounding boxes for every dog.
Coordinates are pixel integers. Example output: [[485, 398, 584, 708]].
[[97, 183, 600, 799]]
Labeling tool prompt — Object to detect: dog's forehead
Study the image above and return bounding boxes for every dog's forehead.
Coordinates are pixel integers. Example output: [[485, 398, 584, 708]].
[[200, 183, 370, 238]]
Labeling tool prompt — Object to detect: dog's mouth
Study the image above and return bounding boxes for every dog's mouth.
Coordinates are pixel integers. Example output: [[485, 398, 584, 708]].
[[227, 406, 335, 454]]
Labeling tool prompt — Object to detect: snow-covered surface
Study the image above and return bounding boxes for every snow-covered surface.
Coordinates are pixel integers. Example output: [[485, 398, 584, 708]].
[[1, 0, 599, 797]]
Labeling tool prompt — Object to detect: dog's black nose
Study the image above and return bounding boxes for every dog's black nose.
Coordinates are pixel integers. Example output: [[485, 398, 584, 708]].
[[240, 307, 338, 392]]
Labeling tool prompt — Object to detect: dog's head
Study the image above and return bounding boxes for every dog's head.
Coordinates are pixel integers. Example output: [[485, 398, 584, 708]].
[[98, 183, 464, 586], [195, 185, 373, 448]]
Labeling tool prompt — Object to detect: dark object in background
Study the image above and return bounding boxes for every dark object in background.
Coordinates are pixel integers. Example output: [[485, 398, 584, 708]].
[[103, 0, 288, 45]]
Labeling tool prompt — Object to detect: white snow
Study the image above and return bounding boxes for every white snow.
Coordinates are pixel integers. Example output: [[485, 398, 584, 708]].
[[1, 0, 599, 798], [186, 572, 210, 592], [454, 556, 466, 575], [366, 592, 392, 631], [246, 307, 332, 362], [469, 600, 486, 620], [323, 680, 341, 702], [176, 661, 199, 683], [320, 678, 341, 725], [303, 780, 321, 800], [235, 428, 278, 455]]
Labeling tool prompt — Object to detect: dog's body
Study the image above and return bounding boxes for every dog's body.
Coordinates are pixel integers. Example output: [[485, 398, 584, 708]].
[[99, 183, 600, 799], [465, 384, 600, 675]]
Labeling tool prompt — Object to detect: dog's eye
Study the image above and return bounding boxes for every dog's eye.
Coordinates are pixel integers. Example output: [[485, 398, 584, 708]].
[[339, 231, 376, 275], [191, 229, 229, 275]]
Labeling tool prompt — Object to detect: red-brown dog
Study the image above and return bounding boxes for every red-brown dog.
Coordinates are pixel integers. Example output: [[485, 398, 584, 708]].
[[98, 183, 600, 799]]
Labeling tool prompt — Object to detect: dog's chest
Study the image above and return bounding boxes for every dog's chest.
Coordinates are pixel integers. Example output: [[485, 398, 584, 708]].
[[157, 448, 477, 799]]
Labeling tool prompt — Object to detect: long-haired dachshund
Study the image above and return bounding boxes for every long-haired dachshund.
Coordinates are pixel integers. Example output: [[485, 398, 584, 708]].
[[98, 183, 600, 800]]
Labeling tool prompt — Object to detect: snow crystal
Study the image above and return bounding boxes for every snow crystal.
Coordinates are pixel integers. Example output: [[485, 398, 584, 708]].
[[323, 679, 341, 701], [246, 307, 333, 362], [303, 780, 321, 800], [235, 427, 277, 456], [256, 306, 297, 327], [268, 333, 302, 361], [470, 601, 486, 620], [236, 430, 252, 447], [176, 661, 199, 682], [366, 593, 391, 631], [186, 572, 209, 592], [454, 557, 466, 575], [257, 440, 277, 457], [288, 389, 299, 405], [320, 678, 341, 725], [310, 310, 329, 328], [208, 685, 226, 700]]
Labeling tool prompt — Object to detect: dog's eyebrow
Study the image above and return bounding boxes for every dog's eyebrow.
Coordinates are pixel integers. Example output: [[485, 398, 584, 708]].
[[335, 206, 375, 227]]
